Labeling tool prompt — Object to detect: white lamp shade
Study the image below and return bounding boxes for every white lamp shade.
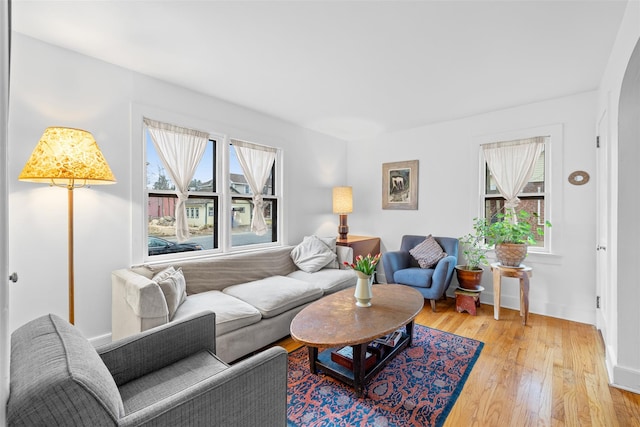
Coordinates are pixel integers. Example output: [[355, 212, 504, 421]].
[[333, 186, 353, 214]]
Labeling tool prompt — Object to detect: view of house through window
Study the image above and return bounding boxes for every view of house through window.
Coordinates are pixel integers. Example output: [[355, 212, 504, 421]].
[[483, 143, 548, 248], [229, 142, 277, 247], [145, 128, 217, 256]]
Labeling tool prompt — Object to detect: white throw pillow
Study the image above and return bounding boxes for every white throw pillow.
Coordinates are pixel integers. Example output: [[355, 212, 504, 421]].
[[409, 235, 447, 269], [152, 266, 187, 320], [316, 236, 339, 269], [291, 235, 338, 273]]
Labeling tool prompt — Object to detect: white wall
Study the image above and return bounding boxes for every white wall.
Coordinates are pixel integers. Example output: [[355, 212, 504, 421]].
[[347, 91, 598, 325], [597, 0, 640, 393], [8, 34, 349, 340]]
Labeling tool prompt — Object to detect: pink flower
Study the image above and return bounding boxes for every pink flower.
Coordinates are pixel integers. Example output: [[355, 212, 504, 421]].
[[343, 253, 381, 275]]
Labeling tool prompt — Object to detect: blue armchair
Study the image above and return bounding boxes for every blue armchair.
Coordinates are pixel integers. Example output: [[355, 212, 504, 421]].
[[382, 235, 459, 311]]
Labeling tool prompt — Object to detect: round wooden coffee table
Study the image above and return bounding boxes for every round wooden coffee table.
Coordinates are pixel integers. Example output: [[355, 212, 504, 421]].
[[290, 284, 424, 397]]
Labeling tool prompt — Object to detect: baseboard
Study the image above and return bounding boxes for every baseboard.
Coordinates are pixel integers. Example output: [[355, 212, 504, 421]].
[[89, 332, 112, 348], [605, 344, 617, 385], [610, 362, 640, 394], [445, 289, 595, 325]]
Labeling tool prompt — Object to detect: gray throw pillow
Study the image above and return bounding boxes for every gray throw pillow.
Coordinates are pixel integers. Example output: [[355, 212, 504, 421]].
[[409, 235, 447, 269], [152, 266, 187, 319]]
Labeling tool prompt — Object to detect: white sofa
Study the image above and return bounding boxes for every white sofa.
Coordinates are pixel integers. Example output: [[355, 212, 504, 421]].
[[112, 243, 356, 362]]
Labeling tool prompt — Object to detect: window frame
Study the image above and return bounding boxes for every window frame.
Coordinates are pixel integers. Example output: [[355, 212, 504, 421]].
[[482, 142, 548, 249], [477, 125, 561, 256], [224, 139, 281, 252], [144, 131, 220, 262]]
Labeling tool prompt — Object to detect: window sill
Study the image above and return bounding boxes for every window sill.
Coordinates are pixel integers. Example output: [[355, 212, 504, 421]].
[[486, 249, 562, 266], [144, 242, 284, 265]]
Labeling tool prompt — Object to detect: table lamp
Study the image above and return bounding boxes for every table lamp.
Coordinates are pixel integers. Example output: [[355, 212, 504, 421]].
[[332, 186, 353, 240], [18, 127, 116, 324]]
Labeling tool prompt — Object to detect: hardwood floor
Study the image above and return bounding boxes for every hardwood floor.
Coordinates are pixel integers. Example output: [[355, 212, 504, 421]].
[[275, 297, 640, 426]]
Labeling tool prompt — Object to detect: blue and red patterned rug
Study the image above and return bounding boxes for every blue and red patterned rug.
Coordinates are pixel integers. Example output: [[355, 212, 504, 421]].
[[287, 324, 484, 427]]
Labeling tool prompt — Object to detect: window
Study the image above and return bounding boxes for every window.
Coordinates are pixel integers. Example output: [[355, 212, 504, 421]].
[[229, 141, 278, 247], [143, 118, 280, 259], [482, 138, 549, 249], [145, 128, 217, 256]]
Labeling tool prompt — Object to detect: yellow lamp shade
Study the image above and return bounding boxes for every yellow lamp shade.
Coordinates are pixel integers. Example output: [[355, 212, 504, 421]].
[[19, 127, 116, 186], [333, 186, 353, 214]]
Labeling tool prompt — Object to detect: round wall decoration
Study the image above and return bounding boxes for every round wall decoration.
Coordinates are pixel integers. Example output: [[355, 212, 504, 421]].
[[568, 170, 590, 185]]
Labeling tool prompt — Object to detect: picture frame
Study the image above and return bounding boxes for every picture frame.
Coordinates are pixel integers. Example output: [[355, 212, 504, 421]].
[[382, 160, 419, 210]]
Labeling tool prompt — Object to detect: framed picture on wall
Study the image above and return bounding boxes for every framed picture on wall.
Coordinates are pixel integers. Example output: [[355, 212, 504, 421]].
[[382, 160, 418, 210]]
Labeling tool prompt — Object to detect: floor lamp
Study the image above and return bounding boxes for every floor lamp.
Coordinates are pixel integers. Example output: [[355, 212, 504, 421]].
[[18, 127, 116, 324]]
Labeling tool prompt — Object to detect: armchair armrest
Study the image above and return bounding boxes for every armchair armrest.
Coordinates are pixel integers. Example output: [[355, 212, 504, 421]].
[[98, 311, 217, 386], [382, 250, 411, 283], [430, 255, 457, 294], [120, 346, 288, 427]]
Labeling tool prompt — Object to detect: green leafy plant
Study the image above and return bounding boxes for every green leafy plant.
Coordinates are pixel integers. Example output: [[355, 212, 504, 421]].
[[459, 217, 490, 269], [485, 209, 551, 245], [343, 253, 381, 275]]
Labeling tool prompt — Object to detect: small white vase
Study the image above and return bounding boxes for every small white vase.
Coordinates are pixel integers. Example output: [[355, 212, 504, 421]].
[[354, 271, 374, 307]]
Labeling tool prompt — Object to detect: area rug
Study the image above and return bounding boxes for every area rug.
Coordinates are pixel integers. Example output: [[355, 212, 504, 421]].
[[287, 324, 484, 427]]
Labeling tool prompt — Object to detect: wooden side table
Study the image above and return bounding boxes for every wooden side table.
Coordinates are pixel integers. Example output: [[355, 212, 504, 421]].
[[455, 287, 483, 316], [336, 235, 381, 260], [491, 263, 533, 325]]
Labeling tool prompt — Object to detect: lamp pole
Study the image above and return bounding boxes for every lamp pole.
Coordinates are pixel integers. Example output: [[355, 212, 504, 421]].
[[67, 184, 74, 324]]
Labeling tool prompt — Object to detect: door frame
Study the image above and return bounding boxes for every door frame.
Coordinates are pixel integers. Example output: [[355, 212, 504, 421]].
[[595, 109, 610, 335]]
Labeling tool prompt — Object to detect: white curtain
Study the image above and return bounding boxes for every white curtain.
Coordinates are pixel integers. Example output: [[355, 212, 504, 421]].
[[1, 0, 10, 423], [231, 139, 276, 236], [482, 137, 545, 220], [144, 118, 209, 242]]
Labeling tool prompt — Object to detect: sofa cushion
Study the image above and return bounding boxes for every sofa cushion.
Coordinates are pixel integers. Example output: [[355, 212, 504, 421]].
[[152, 266, 187, 320], [290, 235, 337, 273], [143, 246, 297, 294], [287, 269, 356, 295], [173, 291, 262, 335], [119, 350, 228, 415], [394, 267, 434, 288], [223, 276, 323, 318], [409, 235, 447, 269]]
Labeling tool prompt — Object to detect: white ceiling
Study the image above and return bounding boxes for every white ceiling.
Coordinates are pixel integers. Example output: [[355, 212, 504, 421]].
[[11, 0, 628, 141]]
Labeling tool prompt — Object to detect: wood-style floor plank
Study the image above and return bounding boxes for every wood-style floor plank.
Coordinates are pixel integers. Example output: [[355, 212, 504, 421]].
[[274, 296, 640, 425]]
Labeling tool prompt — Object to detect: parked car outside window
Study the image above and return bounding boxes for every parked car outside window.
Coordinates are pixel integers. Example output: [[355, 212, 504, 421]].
[[148, 236, 203, 256]]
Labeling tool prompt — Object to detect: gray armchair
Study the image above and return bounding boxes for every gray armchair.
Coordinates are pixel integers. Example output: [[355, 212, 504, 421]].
[[382, 235, 459, 311], [7, 311, 287, 426]]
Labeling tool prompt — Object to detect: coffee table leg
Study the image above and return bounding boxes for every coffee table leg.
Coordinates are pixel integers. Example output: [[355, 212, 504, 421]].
[[406, 320, 415, 346], [308, 346, 318, 374], [352, 344, 366, 397]]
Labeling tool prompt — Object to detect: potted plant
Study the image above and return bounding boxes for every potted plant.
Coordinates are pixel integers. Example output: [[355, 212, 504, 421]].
[[455, 217, 490, 290], [485, 209, 551, 266]]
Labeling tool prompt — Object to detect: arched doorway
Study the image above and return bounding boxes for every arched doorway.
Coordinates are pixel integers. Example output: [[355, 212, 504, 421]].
[[616, 37, 640, 387]]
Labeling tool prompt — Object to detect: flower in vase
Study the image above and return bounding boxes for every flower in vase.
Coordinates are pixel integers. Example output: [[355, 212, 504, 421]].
[[343, 253, 381, 276]]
